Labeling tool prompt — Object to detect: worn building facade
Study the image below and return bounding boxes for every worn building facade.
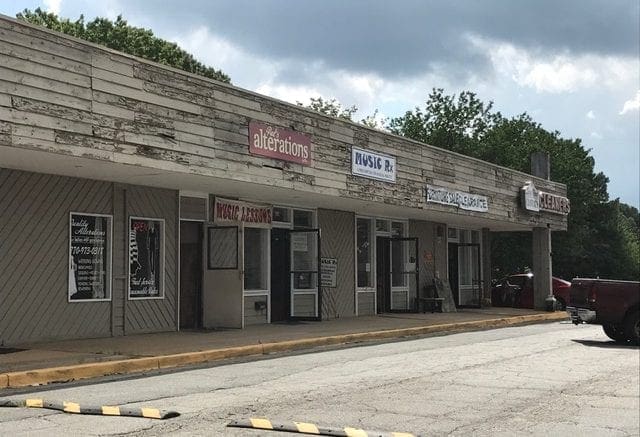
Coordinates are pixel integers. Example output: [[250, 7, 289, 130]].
[[0, 16, 569, 345]]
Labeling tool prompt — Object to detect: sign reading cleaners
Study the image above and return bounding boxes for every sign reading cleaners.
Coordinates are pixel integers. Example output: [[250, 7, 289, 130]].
[[69, 213, 111, 301], [426, 185, 489, 212], [213, 197, 272, 228], [129, 218, 163, 298], [521, 182, 570, 215], [249, 121, 311, 166], [352, 147, 396, 183]]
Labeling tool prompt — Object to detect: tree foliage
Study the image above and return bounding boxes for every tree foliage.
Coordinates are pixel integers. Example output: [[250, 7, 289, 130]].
[[17, 8, 231, 84], [390, 88, 639, 281], [298, 96, 384, 128]]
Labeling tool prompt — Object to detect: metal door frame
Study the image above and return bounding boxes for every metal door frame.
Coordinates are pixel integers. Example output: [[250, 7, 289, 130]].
[[454, 242, 482, 308], [388, 236, 419, 312], [289, 228, 321, 321]]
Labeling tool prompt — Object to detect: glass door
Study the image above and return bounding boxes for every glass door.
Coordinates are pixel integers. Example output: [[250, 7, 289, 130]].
[[457, 243, 481, 308], [389, 237, 419, 311], [289, 229, 321, 320]]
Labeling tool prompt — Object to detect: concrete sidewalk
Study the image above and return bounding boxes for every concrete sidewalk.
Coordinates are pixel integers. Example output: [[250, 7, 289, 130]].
[[0, 308, 568, 389]]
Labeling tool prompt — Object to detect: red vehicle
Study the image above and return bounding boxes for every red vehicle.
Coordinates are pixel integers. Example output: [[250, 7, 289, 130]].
[[568, 278, 639, 345], [491, 273, 571, 310]]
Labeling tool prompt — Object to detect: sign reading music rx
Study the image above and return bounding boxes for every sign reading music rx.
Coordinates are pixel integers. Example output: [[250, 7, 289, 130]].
[[249, 121, 311, 166], [351, 147, 396, 183]]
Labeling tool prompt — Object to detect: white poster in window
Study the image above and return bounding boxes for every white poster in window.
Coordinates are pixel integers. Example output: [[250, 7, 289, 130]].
[[69, 213, 111, 301], [129, 218, 163, 298], [292, 233, 308, 252]]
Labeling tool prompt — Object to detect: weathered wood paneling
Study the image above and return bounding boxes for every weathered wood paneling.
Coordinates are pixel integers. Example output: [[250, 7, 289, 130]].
[[0, 15, 568, 232], [0, 169, 112, 345]]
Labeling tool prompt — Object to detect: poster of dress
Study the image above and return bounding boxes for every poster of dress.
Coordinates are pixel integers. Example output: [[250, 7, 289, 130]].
[[69, 213, 111, 301], [129, 218, 163, 298]]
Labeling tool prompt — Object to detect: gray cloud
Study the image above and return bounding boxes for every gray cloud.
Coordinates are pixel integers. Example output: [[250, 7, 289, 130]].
[[116, 0, 638, 78]]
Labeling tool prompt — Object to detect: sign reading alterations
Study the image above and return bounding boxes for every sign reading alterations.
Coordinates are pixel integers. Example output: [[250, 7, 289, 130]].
[[249, 121, 311, 166]]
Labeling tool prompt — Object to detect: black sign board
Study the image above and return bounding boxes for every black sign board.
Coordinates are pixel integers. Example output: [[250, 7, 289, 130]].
[[69, 213, 110, 301], [129, 218, 163, 298]]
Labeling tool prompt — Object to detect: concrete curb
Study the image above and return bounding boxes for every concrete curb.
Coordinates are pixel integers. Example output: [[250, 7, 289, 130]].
[[0, 312, 567, 388]]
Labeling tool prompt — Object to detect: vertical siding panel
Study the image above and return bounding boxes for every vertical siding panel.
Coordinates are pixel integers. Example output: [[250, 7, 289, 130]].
[[124, 184, 177, 334], [0, 168, 112, 345], [318, 209, 355, 318]]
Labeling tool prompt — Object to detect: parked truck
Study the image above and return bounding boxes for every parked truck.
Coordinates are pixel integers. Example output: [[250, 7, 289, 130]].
[[567, 278, 639, 345]]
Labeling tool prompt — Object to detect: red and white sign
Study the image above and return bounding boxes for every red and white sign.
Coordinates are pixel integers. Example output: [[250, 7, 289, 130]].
[[249, 121, 311, 166], [213, 198, 272, 228]]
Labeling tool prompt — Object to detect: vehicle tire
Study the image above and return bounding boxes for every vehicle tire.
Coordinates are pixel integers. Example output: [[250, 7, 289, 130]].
[[602, 323, 628, 343], [554, 297, 566, 311], [623, 311, 640, 346]]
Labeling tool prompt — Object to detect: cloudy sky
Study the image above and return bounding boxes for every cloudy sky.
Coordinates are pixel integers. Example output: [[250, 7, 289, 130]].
[[3, 0, 639, 207]]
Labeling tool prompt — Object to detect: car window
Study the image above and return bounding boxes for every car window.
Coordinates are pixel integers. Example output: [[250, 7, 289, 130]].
[[507, 276, 526, 287]]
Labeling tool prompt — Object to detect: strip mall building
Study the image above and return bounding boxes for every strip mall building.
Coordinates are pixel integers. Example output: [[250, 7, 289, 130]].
[[0, 15, 569, 345]]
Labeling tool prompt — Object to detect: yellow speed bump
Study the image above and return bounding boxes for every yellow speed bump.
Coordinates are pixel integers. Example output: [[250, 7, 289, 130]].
[[0, 398, 179, 419], [228, 418, 419, 436]]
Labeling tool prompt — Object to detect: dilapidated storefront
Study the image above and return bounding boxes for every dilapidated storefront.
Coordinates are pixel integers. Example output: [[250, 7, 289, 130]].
[[0, 15, 569, 344]]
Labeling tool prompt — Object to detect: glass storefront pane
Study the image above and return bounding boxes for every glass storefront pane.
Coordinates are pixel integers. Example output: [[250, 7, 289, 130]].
[[293, 210, 313, 228], [293, 272, 317, 289], [391, 239, 406, 287], [391, 222, 404, 237], [356, 218, 372, 288], [244, 227, 268, 290], [376, 219, 389, 232], [272, 207, 290, 224], [292, 232, 316, 271]]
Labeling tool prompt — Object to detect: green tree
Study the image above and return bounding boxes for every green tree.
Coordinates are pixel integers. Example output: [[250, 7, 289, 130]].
[[17, 8, 230, 83], [298, 96, 384, 128], [389, 88, 639, 281]]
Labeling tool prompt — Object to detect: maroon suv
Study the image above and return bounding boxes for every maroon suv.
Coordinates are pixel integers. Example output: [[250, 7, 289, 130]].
[[492, 273, 571, 309]]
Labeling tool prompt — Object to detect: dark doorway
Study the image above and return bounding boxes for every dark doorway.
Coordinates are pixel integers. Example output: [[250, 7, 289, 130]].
[[270, 228, 290, 322], [180, 221, 202, 329], [376, 236, 391, 313], [448, 242, 459, 307]]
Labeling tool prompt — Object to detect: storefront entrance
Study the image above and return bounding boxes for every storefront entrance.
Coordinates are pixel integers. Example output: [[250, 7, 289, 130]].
[[376, 236, 418, 313], [269, 207, 321, 321], [270, 228, 290, 322], [448, 228, 482, 308], [179, 221, 202, 329]]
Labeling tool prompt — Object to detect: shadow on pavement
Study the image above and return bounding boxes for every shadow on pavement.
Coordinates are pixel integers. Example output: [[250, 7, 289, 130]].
[[571, 339, 639, 349]]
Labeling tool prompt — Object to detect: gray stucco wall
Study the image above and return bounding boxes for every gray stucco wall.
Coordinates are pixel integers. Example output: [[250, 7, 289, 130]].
[[0, 168, 178, 345], [318, 209, 355, 319]]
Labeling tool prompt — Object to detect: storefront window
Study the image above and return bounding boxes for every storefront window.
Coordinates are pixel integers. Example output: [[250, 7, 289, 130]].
[[293, 210, 314, 228], [291, 231, 317, 290], [129, 217, 164, 299], [272, 207, 290, 224], [356, 218, 373, 288], [244, 227, 268, 291], [391, 221, 404, 237]]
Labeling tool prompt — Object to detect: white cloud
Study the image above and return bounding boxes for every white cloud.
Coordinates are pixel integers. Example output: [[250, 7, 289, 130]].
[[468, 35, 636, 94], [590, 131, 603, 139], [586, 110, 596, 119], [619, 90, 640, 115], [43, 0, 61, 15]]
